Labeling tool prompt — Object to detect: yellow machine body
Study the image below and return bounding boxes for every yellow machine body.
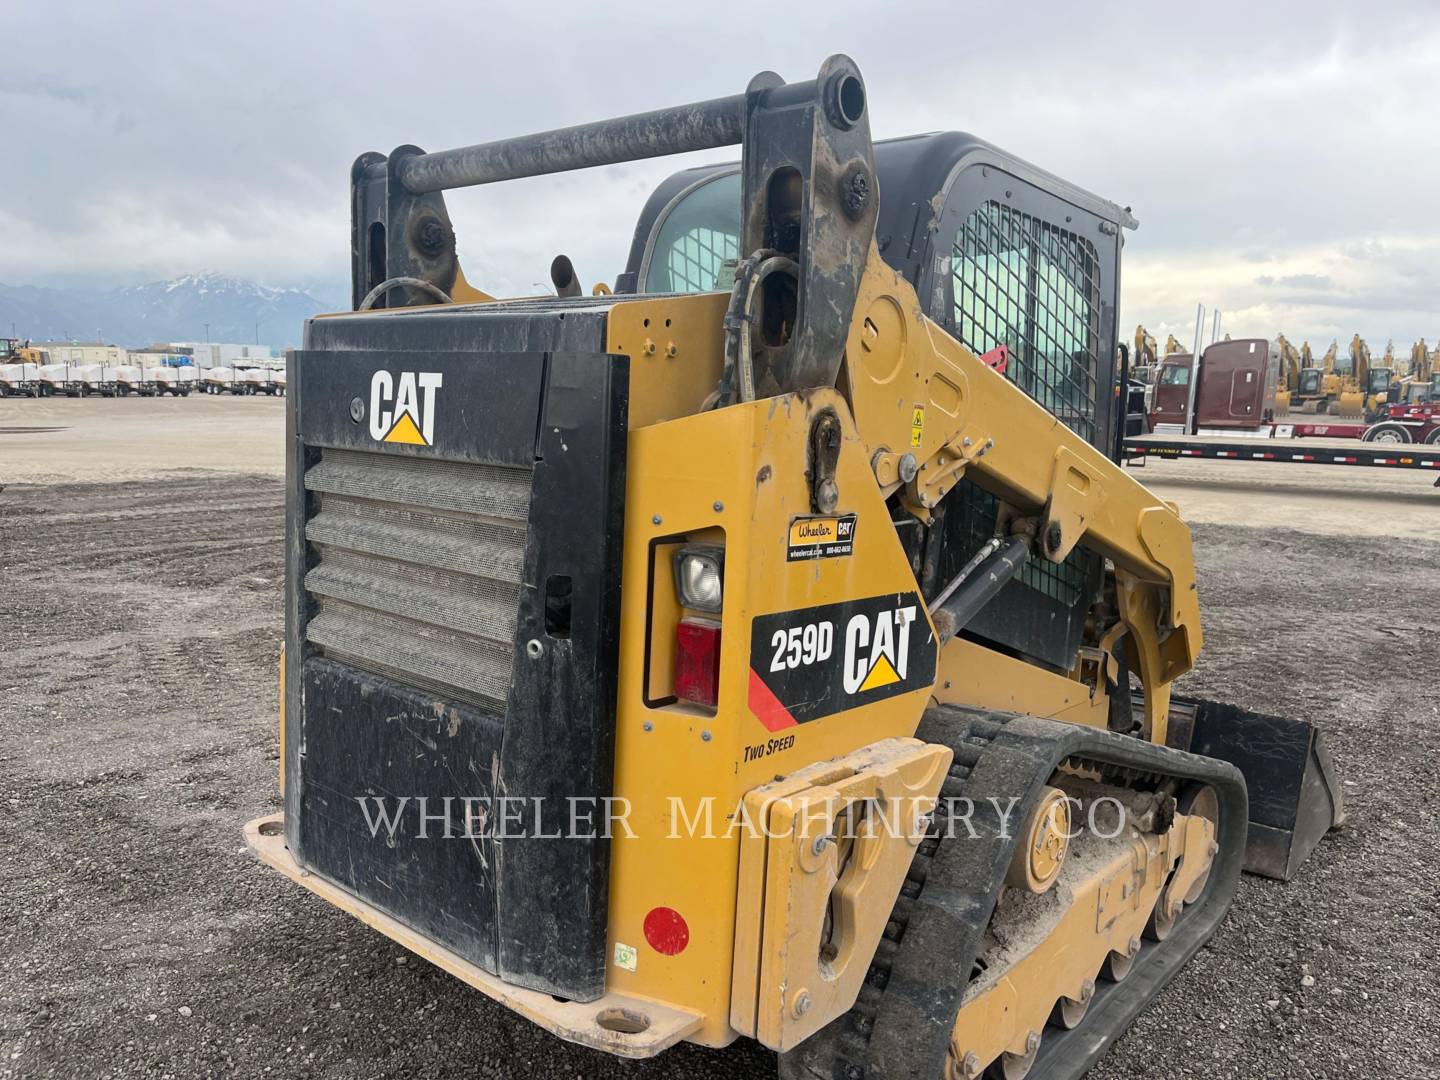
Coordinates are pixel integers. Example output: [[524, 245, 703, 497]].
[[246, 56, 1341, 1080], [253, 260, 1212, 1055]]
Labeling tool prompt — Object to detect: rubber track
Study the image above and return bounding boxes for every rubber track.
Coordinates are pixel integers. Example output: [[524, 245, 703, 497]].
[[779, 705, 1248, 1080]]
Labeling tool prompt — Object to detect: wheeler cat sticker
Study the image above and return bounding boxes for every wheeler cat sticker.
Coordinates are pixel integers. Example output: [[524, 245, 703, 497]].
[[747, 592, 936, 731], [786, 514, 858, 561], [370, 370, 443, 446]]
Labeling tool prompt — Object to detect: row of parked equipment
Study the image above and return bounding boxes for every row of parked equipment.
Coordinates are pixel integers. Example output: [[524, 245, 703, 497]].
[[1125, 329, 1440, 444], [0, 363, 286, 398]]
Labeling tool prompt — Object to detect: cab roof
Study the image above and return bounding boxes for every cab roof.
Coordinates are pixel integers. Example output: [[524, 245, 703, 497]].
[[618, 130, 1136, 293]]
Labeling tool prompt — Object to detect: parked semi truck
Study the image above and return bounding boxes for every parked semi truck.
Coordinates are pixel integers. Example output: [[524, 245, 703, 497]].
[[1148, 338, 1278, 432]]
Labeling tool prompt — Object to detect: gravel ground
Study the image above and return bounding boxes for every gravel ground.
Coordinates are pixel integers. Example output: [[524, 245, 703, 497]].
[[1, 473, 1436, 1079]]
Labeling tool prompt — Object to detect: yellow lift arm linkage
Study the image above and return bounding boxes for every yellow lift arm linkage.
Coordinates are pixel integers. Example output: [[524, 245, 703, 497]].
[[840, 245, 1200, 745]]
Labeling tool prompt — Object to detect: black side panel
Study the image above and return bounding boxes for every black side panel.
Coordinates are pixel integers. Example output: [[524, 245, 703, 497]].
[[495, 352, 629, 999], [291, 347, 545, 467], [286, 310, 629, 1002], [298, 656, 504, 970], [305, 303, 609, 357]]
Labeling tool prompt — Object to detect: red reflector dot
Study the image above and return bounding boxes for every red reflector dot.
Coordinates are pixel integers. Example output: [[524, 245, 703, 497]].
[[643, 906, 689, 956]]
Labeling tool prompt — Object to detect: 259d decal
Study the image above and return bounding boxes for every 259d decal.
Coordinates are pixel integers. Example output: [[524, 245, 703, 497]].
[[747, 592, 937, 731]]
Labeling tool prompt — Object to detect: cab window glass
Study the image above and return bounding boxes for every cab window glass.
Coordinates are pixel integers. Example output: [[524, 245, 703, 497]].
[[643, 173, 741, 294], [1159, 364, 1190, 386]]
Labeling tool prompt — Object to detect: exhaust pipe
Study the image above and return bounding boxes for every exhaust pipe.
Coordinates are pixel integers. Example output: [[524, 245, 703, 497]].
[[550, 255, 582, 298]]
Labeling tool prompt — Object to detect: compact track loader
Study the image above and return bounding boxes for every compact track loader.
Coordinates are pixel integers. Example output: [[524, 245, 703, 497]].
[[246, 56, 1343, 1079]]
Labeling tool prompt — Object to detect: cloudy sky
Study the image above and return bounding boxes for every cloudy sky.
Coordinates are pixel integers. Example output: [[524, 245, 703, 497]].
[[3, 1, 1437, 349]]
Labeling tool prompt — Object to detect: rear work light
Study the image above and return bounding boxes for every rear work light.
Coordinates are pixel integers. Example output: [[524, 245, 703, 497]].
[[675, 618, 722, 707], [674, 545, 724, 612]]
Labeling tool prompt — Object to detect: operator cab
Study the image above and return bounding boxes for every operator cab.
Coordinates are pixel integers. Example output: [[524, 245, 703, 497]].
[[1368, 367, 1396, 399], [1298, 368, 1323, 395], [624, 132, 1135, 675]]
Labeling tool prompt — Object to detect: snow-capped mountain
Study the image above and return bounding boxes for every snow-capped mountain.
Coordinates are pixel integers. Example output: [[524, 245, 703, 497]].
[[0, 272, 335, 349]]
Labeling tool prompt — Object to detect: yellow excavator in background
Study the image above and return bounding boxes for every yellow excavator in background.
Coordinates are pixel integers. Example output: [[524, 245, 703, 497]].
[[1133, 325, 1158, 368], [1163, 334, 1187, 358], [1339, 333, 1397, 420], [0, 338, 48, 397], [1274, 333, 1302, 415], [1402, 339, 1437, 402], [244, 58, 1342, 1080], [1284, 339, 1341, 414]]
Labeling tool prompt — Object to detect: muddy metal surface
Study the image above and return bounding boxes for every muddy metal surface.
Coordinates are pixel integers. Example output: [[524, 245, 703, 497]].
[[1, 466, 1437, 1079]]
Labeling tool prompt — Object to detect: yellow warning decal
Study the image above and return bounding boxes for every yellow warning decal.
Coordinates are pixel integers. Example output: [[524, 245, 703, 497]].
[[857, 652, 901, 692], [910, 405, 925, 448], [383, 411, 428, 445]]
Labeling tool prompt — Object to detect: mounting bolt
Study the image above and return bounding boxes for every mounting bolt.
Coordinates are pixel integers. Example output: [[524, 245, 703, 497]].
[[643, 339, 657, 356], [960, 1051, 981, 1078], [842, 168, 871, 219], [413, 217, 449, 258], [349, 396, 365, 423], [666, 342, 678, 358], [1026, 1031, 1040, 1053], [642, 720, 653, 733], [897, 453, 918, 483], [811, 834, 833, 856], [1081, 978, 1095, 1002], [962, 436, 973, 448], [701, 730, 712, 742], [792, 990, 812, 1018], [1128, 935, 1141, 955], [1045, 521, 1064, 552], [713, 500, 725, 512], [816, 477, 840, 514], [652, 514, 663, 525]]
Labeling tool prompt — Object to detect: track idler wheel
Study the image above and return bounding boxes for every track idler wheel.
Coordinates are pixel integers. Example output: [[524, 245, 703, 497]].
[[1145, 783, 1219, 943], [1102, 936, 1140, 982], [1049, 980, 1095, 1030], [1005, 787, 1070, 894], [983, 1031, 1039, 1080]]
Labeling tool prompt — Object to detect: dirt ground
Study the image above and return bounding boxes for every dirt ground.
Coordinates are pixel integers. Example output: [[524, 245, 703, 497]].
[[2, 397, 1437, 1079], [1, 395, 286, 484]]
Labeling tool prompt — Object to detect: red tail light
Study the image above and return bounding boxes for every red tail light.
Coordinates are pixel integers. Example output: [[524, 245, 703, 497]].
[[674, 618, 722, 706]]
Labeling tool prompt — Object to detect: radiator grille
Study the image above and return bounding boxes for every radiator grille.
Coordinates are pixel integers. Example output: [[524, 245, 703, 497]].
[[302, 448, 531, 712]]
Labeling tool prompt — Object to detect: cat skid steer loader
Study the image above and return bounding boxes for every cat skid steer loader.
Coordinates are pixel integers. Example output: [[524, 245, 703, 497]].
[[245, 56, 1342, 1079]]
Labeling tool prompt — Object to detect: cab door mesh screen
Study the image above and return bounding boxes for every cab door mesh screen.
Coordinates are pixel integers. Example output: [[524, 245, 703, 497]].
[[941, 200, 1105, 648], [952, 200, 1102, 442], [665, 227, 738, 293]]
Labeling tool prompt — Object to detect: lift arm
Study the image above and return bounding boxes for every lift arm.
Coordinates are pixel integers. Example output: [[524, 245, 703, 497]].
[[842, 248, 1202, 741]]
